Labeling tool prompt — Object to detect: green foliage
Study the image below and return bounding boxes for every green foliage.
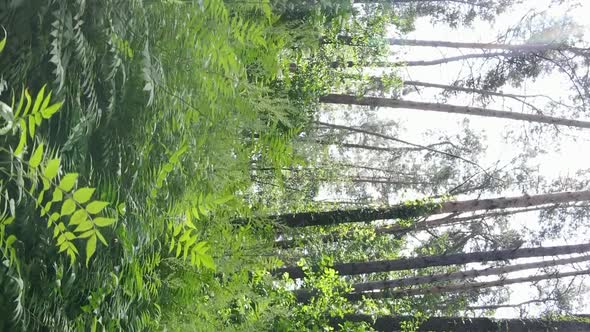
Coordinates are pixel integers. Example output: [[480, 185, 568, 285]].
[[0, 0, 422, 330]]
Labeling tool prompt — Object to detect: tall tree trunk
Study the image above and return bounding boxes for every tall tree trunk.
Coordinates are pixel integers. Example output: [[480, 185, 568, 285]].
[[379, 38, 572, 52], [328, 36, 582, 54], [350, 255, 590, 292], [273, 242, 590, 278], [376, 205, 552, 235], [317, 140, 455, 154], [319, 94, 590, 129], [268, 190, 590, 228], [332, 315, 590, 332], [275, 207, 543, 250], [346, 268, 590, 300], [329, 52, 510, 68], [401, 80, 545, 99], [289, 52, 509, 73], [354, 0, 493, 4], [466, 298, 559, 311]]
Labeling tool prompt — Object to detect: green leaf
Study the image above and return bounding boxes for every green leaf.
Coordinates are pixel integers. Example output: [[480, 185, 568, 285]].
[[200, 254, 216, 270], [185, 235, 197, 251], [78, 230, 95, 239], [58, 242, 68, 253], [0, 27, 6, 53], [178, 230, 191, 243], [95, 229, 108, 246], [193, 241, 207, 252], [23, 89, 32, 115], [52, 188, 63, 202], [69, 209, 87, 226], [40, 91, 52, 113], [173, 225, 181, 236], [183, 242, 189, 260], [44, 158, 60, 181], [117, 202, 126, 216], [175, 243, 182, 258], [214, 194, 234, 205], [73, 187, 95, 204], [29, 143, 44, 168], [68, 241, 78, 254], [14, 127, 27, 156], [36, 191, 44, 207], [28, 117, 35, 138], [43, 201, 52, 216], [86, 201, 109, 214], [185, 210, 196, 229], [94, 217, 116, 227], [58, 173, 78, 191], [2, 217, 14, 225], [68, 250, 76, 264], [64, 232, 76, 240], [41, 101, 63, 119], [15, 88, 25, 117], [43, 178, 50, 191], [57, 234, 66, 246], [61, 199, 76, 216], [169, 238, 175, 254], [5, 235, 16, 247], [32, 85, 46, 115], [74, 220, 93, 233]]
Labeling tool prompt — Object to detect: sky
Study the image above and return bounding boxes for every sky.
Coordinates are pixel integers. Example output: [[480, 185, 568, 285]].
[[318, 0, 590, 318]]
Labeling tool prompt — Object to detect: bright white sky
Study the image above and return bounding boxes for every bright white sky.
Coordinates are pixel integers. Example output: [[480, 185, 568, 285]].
[[395, 0, 590, 318], [319, 0, 590, 318]]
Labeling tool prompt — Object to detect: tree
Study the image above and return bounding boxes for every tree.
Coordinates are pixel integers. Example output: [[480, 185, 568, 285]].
[[320, 94, 590, 129], [345, 268, 590, 300], [353, 0, 515, 27], [268, 190, 590, 228], [274, 242, 590, 278], [331, 315, 590, 332], [350, 254, 590, 292]]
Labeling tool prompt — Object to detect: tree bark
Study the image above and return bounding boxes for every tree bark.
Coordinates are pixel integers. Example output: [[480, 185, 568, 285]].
[[346, 268, 590, 300], [350, 255, 590, 292], [269, 190, 590, 228], [466, 298, 559, 311], [380, 39, 572, 52], [319, 94, 590, 129], [328, 36, 586, 54], [332, 315, 590, 332], [401, 80, 543, 99], [376, 206, 551, 235], [273, 242, 590, 278]]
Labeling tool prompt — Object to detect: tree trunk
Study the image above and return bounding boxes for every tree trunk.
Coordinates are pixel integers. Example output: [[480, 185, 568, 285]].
[[354, 0, 493, 4], [332, 315, 590, 332], [318, 141, 452, 154], [376, 206, 551, 235], [346, 268, 590, 300], [273, 242, 590, 278], [319, 94, 590, 129], [467, 298, 559, 311], [275, 207, 544, 250], [381, 39, 570, 52], [329, 36, 580, 53], [289, 52, 509, 73], [268, 190, 590, 228], [329, 52, 510, 68], [350, 255, 590, 292], [401, 80, 542, 99]]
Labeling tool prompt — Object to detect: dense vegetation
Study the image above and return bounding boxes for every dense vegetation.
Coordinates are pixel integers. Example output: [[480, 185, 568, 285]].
[[1, 0, 590, 331]]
